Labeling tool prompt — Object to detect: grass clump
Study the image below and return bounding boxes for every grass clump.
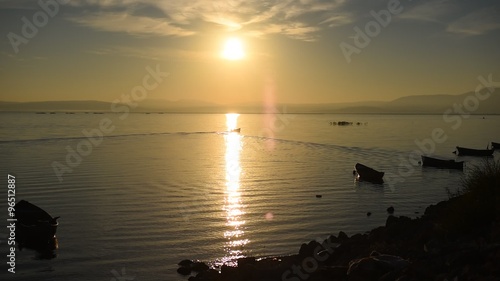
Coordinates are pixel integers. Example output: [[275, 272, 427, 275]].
[[444, 159, 500, 232], [458, 159, 500, 199]]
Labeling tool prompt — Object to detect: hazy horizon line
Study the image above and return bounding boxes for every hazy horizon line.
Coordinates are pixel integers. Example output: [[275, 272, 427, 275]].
[[1, 87, 498, 105]]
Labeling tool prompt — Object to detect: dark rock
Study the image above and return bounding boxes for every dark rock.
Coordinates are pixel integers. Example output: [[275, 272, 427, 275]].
[[220, 264, 239, 280], [299, 240, 323, 257], [238, 263, 257, 280], [327, 234, 340, 244], [368, 226, 386, 243], [298, 243, 309, 256], [179, 259, 194, 266], [338, 231, 349, 241], [385, 215, 399, 227], [177, 266, 191, 275], [191, 261, 209, 272], [318, 266, 348, 280], [195, 269, 219, 281], [350, 233, 364, 241], [387, 206, 395, 214], [347, 258, 391, 281], [237, 256, 256, 267], [384, 216, 418, 245], [385, 215, 412, 228], [347, 253, 409, 281], [379, 269, 401, 281], [178, 187, 500, 280]]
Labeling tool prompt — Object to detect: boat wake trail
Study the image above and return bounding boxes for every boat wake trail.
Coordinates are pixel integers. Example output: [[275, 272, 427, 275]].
[[241, 135, 404, 157], [0, 131, 220, 144]]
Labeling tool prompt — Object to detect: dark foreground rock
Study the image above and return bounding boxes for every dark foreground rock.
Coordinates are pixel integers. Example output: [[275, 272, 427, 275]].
[[178, 195, 500, 281]]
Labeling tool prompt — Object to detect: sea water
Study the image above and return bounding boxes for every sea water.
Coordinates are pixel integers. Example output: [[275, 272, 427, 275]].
[[1, 112, 499, 280]]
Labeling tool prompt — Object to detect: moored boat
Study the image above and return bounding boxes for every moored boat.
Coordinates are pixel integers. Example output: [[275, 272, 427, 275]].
[[421, 155, 464, 170], [354, 163, 384, 184], [455, 146, 494, 157], [492, 142, 500, 150], [15, 200, 59, 246]]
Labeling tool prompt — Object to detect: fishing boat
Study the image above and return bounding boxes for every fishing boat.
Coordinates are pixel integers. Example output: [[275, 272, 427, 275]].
[[421, 155, 464, 170], [492, 142, 500, 150], [455, 146, 494, 157], [354, 163, 384, 184], [15, 200, 59, 246]]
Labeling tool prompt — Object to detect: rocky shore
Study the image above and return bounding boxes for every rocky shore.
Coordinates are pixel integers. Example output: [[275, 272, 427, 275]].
[[178, 163, 500, 280]]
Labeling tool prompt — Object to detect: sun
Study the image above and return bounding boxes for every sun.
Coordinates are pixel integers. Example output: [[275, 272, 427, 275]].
[[221, 37, 245, 60]]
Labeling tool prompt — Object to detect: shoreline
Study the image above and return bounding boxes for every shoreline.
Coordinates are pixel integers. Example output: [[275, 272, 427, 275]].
[[178, 190, 500, 281]]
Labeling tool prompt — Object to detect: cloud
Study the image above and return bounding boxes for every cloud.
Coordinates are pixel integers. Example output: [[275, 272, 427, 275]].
[[68, 12, 195, 37], [396, 0, 500, 36], [319, 14, 352, 27], [398, 0, 457, 23], [446, 8, 500, 36], [85, 46, 213, 61], [255, 23, 321, 42], [62, 0, 348, 41]]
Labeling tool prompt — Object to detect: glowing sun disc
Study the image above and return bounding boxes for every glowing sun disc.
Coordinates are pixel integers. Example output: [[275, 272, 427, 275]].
[[222, 38, 245, 60]]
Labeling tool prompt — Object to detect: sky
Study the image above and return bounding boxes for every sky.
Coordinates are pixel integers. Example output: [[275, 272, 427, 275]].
[[0, 0, 499, 104]]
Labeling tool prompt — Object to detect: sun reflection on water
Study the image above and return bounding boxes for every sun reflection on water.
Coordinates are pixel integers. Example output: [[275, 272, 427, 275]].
[[222, 113, 248, 266]]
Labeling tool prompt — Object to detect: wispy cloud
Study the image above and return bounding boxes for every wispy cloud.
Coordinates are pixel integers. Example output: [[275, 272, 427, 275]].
[[68, 12, 195, 37], [85, 46, 214, 61], [398, 0, 457, 23], [0, 51, 48, 62], [62, 0, 348, 42], [397, 0, 500, 36], [319, 14, 352, 27], [446, 7, 500, 36]]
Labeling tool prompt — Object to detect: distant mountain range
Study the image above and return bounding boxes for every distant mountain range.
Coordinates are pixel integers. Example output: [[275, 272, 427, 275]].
[[291, 89, 500, 114], [1, 88, 499, 114]]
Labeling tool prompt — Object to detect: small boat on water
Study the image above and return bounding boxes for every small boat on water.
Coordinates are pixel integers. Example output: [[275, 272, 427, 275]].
[[354, 163, 384, 184], [15, 200, 59, 246], [229, 128, 241, 133], [421, 155, 464, 170], [492, 142, 500, 150], [455, 146, 494, 157]]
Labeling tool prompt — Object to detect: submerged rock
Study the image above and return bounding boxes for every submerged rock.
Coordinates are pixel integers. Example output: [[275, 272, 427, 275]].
[[177, 266, 191, 275], [194, 268, 219, 280], [177, 259, 209, 276], [191, 261, 209, 272], [179, 259, 194, 267]]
